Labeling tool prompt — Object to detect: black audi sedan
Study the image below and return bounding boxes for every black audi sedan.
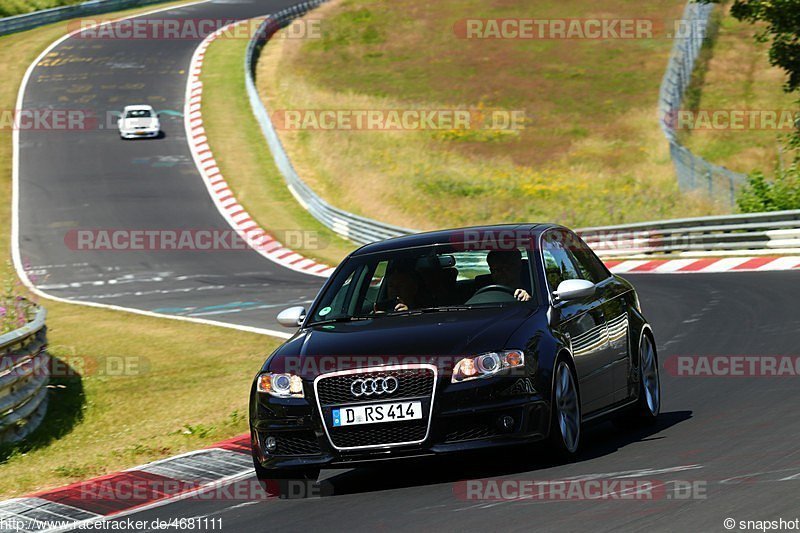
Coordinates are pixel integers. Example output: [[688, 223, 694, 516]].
[[249, 224, 660, 487]]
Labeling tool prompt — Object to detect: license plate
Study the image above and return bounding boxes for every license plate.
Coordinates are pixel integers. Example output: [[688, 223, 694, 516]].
[[332, 401, 422, 427]]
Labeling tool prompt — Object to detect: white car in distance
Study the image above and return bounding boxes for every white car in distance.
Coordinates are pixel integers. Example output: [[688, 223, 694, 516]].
[[118, 105, 160, 139]]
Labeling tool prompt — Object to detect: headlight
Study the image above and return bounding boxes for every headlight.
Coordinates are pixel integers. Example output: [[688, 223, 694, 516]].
[[452, 350, 525, 383], [256, 372, 304, 398]]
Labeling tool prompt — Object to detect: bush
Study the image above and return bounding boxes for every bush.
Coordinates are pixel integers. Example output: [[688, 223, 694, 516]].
[[737, 164, 800, 213]]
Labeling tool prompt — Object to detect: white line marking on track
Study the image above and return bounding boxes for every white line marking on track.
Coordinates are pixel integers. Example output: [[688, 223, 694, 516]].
[[11, 0, 305, 341]]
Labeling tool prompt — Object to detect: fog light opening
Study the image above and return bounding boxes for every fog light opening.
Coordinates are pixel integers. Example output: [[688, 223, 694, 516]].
[[265, 436, 277, 453], [499, 415, 515, 432]]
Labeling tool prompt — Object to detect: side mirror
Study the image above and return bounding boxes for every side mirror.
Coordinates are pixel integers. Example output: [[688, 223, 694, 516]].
[[552, 279, 595, 302], [277, 306, 306, 328]]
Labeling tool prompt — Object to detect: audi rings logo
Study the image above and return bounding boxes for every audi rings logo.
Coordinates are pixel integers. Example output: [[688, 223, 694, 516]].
[[351, 376, 399, 397]]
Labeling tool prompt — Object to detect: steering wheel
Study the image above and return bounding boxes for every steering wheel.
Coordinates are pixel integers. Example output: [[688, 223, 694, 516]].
[[474, 284, 516, 296]]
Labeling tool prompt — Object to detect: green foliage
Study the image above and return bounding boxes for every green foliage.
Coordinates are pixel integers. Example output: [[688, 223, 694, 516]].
[[737, 164, 800, 212], [700, 0, 800, 150], [701, 0, 800, 92], [0, 0, 83, 18]]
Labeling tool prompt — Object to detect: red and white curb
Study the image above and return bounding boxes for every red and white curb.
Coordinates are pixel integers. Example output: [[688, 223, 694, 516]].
[[605, 256, 800, 274], [184, 22, 334, 278], [0, 435, 253, 531]]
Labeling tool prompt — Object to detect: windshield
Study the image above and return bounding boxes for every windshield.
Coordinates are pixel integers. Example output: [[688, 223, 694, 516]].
[[307, 244, 536, 325], [125, 109, 152, 118]]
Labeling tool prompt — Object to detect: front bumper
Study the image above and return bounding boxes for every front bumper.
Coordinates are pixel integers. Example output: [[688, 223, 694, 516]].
[[120, 129, 159, 138], [250, 372, 550, 472]]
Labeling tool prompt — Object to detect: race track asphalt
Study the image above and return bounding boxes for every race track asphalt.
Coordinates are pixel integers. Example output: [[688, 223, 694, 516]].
[[106, 271, 800, 532], [17, 0, 327, 331]]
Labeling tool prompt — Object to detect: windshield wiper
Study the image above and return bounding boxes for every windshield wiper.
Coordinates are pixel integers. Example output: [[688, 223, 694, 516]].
[[395, 305, 503, 316], [308, 316, 373, 326]]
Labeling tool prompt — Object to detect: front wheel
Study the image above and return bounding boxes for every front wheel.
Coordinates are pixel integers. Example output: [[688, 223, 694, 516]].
[[549, 359, 581, 459]]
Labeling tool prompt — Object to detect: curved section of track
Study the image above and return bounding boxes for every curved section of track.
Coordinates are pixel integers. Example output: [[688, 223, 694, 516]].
[[15, 0, 325, 333]]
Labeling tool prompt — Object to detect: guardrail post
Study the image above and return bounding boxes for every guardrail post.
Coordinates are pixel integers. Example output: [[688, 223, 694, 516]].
[[0, 304, 49, 443]]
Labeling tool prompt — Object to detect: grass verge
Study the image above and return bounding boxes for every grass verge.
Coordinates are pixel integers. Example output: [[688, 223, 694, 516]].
[[254, 0, 722, 231], [199, 20, 354, 266], [1, 0, 82, 18], [681, 5, 796, 176], [0, 1, 282, 499]]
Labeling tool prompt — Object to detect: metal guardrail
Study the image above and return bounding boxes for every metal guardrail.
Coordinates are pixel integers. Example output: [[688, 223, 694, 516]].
[[244, 1, 800, 257], [0, 304, 49, 443], [0, 0, 173, 37], [244, 1, 414, 246], [659, 1, 747, 206], [578, 210, 800, 257]]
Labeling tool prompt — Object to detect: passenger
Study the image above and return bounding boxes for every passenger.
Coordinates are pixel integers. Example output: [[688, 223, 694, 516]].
[[476, 249, 532, 302]]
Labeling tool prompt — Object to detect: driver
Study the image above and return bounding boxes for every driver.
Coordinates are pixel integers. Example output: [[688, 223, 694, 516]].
[[478, 249, 532, 302], [376, 264, 430, 312]]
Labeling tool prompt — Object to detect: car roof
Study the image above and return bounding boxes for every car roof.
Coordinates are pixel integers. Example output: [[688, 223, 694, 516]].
[[351, 223, 557, 256], [123, 105, 155, 111]]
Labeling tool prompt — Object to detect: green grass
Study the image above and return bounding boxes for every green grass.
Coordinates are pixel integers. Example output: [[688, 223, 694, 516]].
[[253, 0, 723, 231], [199, 21, 354, 266], [682, 6, 797, 177], [0, 0, 83, 17], [0, 1, 282, 499]]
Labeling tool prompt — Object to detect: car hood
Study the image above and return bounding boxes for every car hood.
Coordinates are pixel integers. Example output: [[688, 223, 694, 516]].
[[121, 117, 158, 129], [265, 305, 538, 378]]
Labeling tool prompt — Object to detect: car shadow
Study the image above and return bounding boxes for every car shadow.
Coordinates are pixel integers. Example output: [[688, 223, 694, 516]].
[[308, 410, 693, 498]]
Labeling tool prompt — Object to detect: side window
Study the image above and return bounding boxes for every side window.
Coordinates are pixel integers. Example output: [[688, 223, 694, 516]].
[[542, 232, 581, 291], [568, 233, 611, 284]]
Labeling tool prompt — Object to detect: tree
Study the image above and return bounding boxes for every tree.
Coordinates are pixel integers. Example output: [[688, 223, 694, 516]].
[[700, 1, 800, 208], [737, 165, 800, 212], [700, 1, 800, 93]]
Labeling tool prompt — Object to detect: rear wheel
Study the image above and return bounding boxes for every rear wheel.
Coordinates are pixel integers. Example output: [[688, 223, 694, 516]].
[[616, 332, 660, 426], [549, 359, 581, 459], [637, 333, 661, 421]]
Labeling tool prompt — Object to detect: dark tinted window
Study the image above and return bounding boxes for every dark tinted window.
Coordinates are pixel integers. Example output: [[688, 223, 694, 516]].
[[308, 245, 536, 324], [542, 232, 581, 291], [568, 232, 611, 283], [125, 109, 152, 118]]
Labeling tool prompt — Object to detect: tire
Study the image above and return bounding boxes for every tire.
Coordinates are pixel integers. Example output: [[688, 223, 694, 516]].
[[617, 332, 661, 426], [253, 457, 320, 498], [549, 358, 581, 459]]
